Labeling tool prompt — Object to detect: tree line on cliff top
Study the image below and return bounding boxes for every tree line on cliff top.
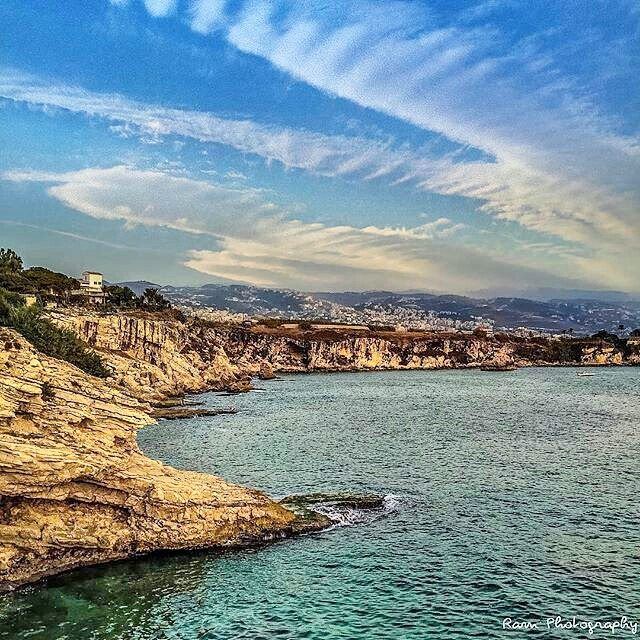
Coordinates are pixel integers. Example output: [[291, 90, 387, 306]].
[[0, 247, 168, 378], [0, 248, 171, 310]]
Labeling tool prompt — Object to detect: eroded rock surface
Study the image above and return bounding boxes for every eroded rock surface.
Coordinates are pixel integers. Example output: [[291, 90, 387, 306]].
[[52, 311, 638, 405], [0, 329, 319, 591], [2, 310, 637, 589]]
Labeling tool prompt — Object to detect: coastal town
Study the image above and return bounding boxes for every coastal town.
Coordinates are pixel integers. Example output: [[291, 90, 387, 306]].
[[2, 247, 639, 340]]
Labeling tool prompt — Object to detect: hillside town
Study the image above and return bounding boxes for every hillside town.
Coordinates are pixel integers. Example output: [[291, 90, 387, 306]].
[[2, 248, 640, 338]]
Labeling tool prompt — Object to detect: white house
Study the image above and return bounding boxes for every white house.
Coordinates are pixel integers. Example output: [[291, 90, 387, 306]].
[[72, 271, 106, 304]]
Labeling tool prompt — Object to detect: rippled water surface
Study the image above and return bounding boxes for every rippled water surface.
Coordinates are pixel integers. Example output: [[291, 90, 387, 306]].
[[2, 368, 639, 639]]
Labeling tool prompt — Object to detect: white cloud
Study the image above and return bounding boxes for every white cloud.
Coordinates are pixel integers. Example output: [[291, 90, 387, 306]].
[[2, 165, 280, 237], [3, 66, 637, 263], [3, 164, 596, 292], [143, 0, 177, 18], [219, 0, 640, 253], [190, 0, 227, 34]]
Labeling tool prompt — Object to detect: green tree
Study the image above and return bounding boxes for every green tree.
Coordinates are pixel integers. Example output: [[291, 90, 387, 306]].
[[23, 267, 78, 294], [140, 288, 171, 311], [0, 248, 23, 273], [105, 285, 138, 308]]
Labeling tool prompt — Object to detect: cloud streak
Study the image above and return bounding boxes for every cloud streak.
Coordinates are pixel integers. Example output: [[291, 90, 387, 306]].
[[2, 165, 594, 292], [219, 0, 640, 250], [2, 59, 638, 290], [2, 63, 637, 263]]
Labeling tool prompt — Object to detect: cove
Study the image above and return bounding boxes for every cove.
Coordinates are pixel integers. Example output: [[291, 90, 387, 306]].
[[1, 368, 639, 640]]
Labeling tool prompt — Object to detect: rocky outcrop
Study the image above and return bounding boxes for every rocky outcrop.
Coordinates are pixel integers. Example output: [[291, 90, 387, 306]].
[[52, 311, 247, 400], [219, 327, 633, 374], [50, 311, 636, 403], [0, 329, 327, 591], [1, 310, 636, 590]]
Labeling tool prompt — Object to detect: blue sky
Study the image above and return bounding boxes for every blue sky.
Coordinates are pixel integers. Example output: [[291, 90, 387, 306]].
[[1, 0, 638, 294]]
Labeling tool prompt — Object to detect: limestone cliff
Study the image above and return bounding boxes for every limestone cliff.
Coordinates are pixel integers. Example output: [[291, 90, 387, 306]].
[[52, 311, 246, 400], [220, 326, 636, 371], [1, 310, 636, 590], [0, 329, 323, 591], [51, 311, 636, 403]]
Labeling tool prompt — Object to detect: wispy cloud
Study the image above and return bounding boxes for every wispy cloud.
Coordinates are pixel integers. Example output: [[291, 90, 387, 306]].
[[189, 0, 227, 34], [143, 0, 177, 18], [218, 0, 640, 250], [0, 219, 157, 252], [3, 165, 589, 292], [2, 64, 637, 263], [2, 59, 638, 290]]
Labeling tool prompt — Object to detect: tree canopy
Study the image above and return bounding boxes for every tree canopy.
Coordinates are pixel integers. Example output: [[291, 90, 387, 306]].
[[0, 248, 23, 273], [23, 267, 79, 294], [105, 285, 138, 308], [140, 288, 171, 310]]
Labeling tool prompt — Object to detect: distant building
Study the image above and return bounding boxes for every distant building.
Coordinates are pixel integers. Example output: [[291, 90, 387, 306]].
[[72, 270, 106, 304]]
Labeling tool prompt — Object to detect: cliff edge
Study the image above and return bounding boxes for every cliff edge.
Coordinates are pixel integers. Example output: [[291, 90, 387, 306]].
[[0, 328, 321, 591]]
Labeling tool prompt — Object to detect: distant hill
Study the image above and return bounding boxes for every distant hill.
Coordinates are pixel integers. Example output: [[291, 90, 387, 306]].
[[115, 281, 163, 296], [473, 287, 636, 303], [148, 283, 640, 334]]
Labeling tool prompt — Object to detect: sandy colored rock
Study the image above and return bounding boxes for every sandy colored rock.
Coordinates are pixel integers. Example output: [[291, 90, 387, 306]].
[[2, 310, 636, 590], [0, 329, 306, 591], [50, 311, 636, 405]]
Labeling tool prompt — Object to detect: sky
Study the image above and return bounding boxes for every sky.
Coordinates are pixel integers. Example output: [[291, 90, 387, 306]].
[[0, 1, 638, 295]]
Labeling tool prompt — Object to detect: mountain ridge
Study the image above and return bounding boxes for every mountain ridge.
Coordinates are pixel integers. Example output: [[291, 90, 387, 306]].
[[116, 282, 640, 334]]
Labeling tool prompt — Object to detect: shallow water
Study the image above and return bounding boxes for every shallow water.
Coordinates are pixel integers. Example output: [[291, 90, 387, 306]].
[[2, 368, 639, 639]]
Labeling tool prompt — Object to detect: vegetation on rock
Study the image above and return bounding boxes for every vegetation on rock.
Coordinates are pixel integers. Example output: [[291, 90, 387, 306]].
[[0, 249, 79, 297], [139, 287, 171, 311], [0, 288, 110, 378]]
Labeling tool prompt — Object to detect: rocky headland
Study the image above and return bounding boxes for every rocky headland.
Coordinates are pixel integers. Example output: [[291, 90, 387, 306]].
[[54, 310, 640, 402], [1, 308, 638, 590], [0, 327, 339, 591]]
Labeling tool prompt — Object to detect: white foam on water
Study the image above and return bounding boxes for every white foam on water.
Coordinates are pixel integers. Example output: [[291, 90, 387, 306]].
[[313, 494, 401, 529]]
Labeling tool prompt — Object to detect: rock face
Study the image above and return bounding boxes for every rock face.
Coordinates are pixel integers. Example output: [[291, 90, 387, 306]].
[[52, 311, 637, 404], [221, 327, 637, 372], [3, 310, 635, 590], [0, 329, 322, 591], [53, 311, 244, 400]]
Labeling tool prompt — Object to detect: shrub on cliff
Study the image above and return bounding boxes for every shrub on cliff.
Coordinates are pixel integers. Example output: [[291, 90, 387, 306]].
[[0, 248, 23, 273], [0, 289, 110, 378]]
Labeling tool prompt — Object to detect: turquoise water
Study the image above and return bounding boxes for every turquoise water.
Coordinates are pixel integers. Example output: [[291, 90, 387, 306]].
[[2, 368, 639, 639]]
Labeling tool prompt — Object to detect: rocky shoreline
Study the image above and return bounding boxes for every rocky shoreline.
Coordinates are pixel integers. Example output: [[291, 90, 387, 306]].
[[53, 310, 639, 401], [1, 309, 638, 591], [0, 326, 384, 592]]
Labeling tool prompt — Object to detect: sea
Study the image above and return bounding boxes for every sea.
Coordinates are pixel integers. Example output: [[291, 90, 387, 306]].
[[1, 367, 639, 639]]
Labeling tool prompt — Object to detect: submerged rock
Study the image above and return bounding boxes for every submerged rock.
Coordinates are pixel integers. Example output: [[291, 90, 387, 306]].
[[281, 492, 386, 511], [150, 406, 237, 420], [479, 363, 518, 371], [280, 493, 388, 529]]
